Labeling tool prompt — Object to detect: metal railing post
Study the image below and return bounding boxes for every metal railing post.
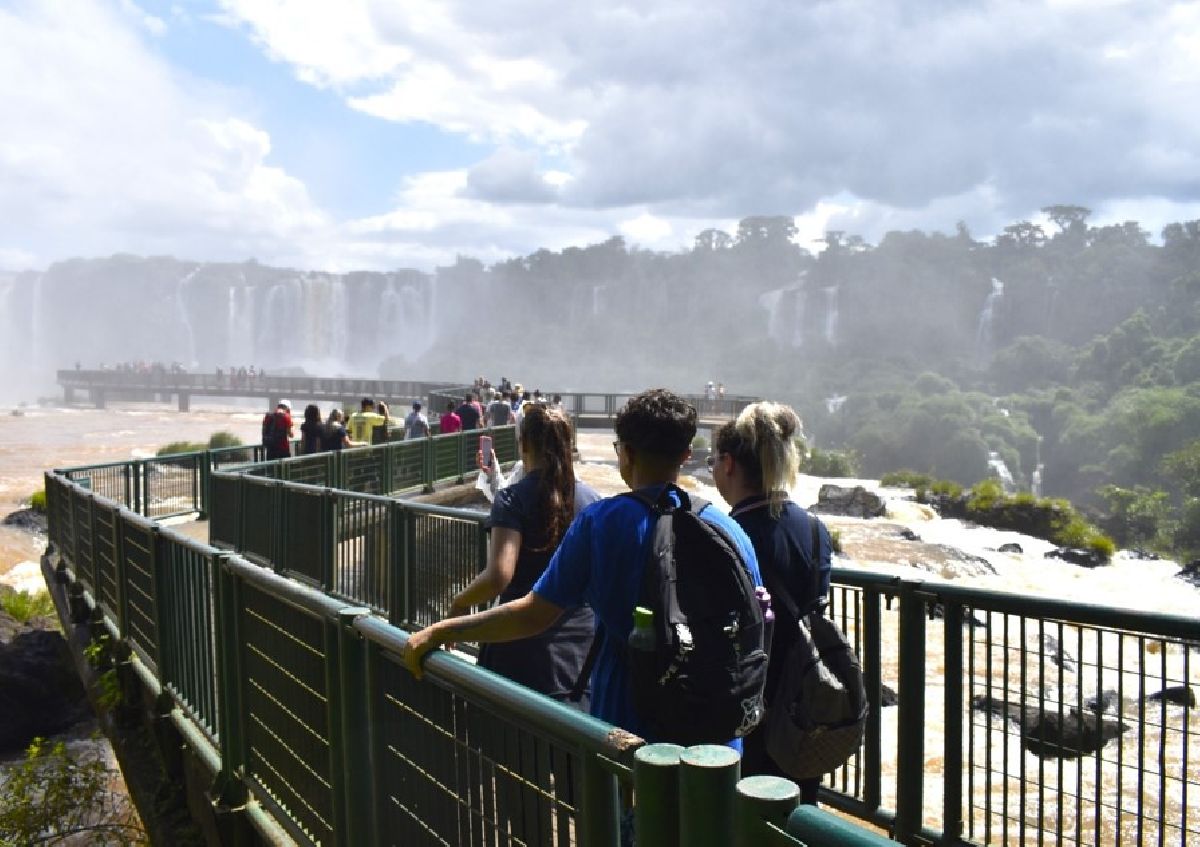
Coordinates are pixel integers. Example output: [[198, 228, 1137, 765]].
[[271, 479, 283, 573], [579, 755, 620, 847], [403, 508, 417, 627], [199, 450, 212, 519], [734, 776, 800, 847], [634, 743, 684, 847], [422, 436, 434, 493], [457, 428, 467, 483], [335, 448, 347, 491], [115, 509, 130, 640], [148, 525, 169, 686], [864, 585, 884, 812], [322, 488, 337, 592], [388, 501, 407, 627], [679, 745, 741, 847], [211, 555, 249, 808], [380, 441, 393, 494], [123, 462, 133, 511], [336, 607, 375, 846], [191, 453, 201, 516], [895, 580, 927, 843], [942, 600, 965, 844]]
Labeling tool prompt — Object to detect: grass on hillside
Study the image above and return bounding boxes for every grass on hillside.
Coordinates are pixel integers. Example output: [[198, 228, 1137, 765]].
[[0, 589, 56, 623]]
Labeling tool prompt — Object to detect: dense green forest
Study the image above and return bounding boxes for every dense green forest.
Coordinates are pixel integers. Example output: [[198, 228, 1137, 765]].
[[391, 206, 1200, 559]]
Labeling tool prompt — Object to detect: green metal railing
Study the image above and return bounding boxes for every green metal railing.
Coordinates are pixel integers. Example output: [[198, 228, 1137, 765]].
[[208, 474, 488, 630], [45, 434, 1200, 845], [57, 425, 518, 523], [46, 471, 877, 846]]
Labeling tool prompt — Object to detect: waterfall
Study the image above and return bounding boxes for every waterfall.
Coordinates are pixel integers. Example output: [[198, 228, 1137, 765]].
[[226, 280, 256, 365], [329, 276, 349, 364], [987, 450, 1016, 492], [825, 394, 847, 414], [380, 281, 402, 351], [592, 285, 604, 318], [759, 285, 807, 348], [823, 285, 840, 345], [975, 277, 1005, 363], [30, 273, 45, 374], [759, 288, 787, 344], [174, 267, 200, 367]]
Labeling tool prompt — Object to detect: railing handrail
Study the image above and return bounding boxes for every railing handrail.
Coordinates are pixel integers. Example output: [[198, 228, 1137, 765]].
[[829, 564, 1200, 640], [354, 614, 642, 768]]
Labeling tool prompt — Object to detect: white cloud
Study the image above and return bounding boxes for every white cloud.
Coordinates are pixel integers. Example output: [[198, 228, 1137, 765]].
[[8, 0, 1200, 273], [0, 1, 328, 266], [619, 213, 673, 247], [214, 0, 1200, 243], [119, 0, 166, 36]]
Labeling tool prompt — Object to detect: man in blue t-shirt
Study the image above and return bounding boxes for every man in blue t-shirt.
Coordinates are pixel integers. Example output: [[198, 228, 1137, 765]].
[[401, 388, 763, 750]]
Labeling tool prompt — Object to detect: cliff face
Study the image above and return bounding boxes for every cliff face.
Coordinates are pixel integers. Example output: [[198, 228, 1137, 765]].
[[0, 593, 92, 754]]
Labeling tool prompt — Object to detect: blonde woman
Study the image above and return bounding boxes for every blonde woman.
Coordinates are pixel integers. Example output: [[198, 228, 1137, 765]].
[[709, 401, 832, 803]]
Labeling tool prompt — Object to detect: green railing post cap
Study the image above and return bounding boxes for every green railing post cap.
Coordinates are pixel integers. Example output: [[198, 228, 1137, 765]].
[[680, 744, 741, 769], [737, 775, 799, 802], [635, 743, 685, 766]]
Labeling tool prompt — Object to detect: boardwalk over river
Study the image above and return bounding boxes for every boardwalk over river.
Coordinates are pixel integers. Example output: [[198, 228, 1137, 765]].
[[56, 368, 752, 428]]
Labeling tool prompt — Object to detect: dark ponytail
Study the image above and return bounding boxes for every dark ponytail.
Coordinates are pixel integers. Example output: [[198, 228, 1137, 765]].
[[520, 405, 577, 550]]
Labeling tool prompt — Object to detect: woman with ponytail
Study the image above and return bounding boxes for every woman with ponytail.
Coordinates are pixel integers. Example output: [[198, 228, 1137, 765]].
[[447, 404, 599, 702], [711, 401, 833, 802]]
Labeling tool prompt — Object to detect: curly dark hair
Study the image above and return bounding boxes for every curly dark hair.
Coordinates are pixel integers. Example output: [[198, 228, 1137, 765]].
[[614, 388, 697, 458]]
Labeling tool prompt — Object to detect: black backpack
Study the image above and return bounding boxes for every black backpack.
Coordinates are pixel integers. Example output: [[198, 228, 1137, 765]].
[[261, 411, 283, 447], [575, 484, 768, 745], [751, 510, 867, 780]]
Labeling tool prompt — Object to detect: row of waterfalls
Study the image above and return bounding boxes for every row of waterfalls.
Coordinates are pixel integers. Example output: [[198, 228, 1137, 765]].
[[760, 273, 1006, 359], [0, 261, 436, 397]]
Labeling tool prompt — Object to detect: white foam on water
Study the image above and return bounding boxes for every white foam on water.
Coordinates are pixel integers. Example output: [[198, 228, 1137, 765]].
[[0, 560, 46, 594]]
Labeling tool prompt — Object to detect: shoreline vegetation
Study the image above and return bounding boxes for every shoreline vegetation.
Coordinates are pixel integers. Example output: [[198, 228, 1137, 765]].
[[882, 470, 1117, 561]]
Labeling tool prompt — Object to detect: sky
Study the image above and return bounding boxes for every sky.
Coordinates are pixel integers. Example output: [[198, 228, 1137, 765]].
[[2, 0, 1200, 272]]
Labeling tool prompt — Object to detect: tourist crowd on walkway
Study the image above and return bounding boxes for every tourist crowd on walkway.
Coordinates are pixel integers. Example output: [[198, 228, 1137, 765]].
[[399, 387, 836, 841], [215, 365, 268, 388], [82, 360, 189, 375], [261, 377, 568, 459]]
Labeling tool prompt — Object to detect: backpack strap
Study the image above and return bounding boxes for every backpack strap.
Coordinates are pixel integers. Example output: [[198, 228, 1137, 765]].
[[568, 483, 699, 703], [569, 623, 602, 702], [731, 499, 826, 620]]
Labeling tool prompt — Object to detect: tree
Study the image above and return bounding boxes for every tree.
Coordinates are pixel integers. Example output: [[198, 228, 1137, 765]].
[[1088, 221, 1149, 249], [995, 221, 1047, 249], [693, 228, 732, 252], [1042, 204, 1091, 234], [0, 736, 146, 846], [1096, 485, 1170, 548], [1162, 440, 1200, 499], [735, 216, 798, 246]]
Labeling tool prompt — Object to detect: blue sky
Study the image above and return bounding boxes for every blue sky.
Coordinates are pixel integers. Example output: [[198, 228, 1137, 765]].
[[2, 1, 1199, 272], [145, 5, 486, 220]]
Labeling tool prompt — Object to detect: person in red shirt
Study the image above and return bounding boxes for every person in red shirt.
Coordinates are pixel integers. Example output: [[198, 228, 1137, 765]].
[[263, 400, 294, 459], [439, 400, 463, 434]]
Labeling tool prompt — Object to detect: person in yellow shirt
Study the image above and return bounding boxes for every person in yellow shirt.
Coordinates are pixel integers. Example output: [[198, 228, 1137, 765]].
[[347, 397, 385, 444]]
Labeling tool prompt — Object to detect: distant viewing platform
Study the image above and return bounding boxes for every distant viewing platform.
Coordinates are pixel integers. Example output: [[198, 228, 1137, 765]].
[[56, 368, 754, 427]]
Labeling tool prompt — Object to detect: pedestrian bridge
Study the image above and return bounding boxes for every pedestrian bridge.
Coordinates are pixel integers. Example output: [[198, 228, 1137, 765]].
[[55, 370, 751, 429], [40, 419, 1200, 845]]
